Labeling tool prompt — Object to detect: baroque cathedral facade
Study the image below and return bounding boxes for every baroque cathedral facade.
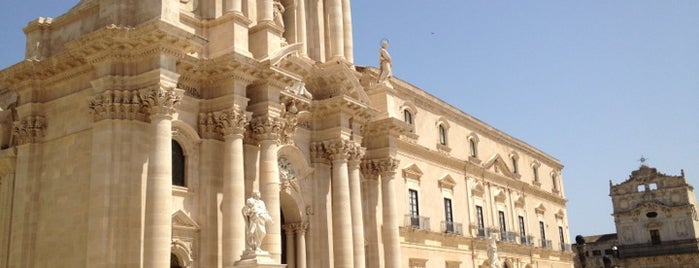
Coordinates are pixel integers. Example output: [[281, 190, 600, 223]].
[[0, 1, 572, 267]]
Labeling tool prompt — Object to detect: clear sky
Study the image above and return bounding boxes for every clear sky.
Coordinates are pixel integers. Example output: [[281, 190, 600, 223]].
[[1, 1, 698, 239]]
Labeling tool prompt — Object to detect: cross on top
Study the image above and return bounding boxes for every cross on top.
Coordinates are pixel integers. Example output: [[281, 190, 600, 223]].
[[639, 156, 648, 165]]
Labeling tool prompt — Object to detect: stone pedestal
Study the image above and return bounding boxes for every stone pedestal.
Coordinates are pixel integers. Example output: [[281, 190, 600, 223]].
[[234, 251, 287, 268]]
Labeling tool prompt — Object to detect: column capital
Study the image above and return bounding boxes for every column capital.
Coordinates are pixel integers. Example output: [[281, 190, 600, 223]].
[[12, 115, 46, 145], [140, 84, 182, 118], [88, 89, 146, 122], [250, 116, 284, 142], [198, 108, 249, 140], [361, 158, 400, 177], [315, 139, 363, 163]]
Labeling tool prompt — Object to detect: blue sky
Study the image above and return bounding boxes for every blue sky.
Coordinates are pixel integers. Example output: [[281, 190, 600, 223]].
[[1, 1, 698, 239]]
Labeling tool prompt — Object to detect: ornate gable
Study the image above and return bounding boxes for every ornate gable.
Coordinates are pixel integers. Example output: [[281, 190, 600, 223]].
[[438, 174, 457, 190], [172, 210, 199, 231], [402, 163, 424, 182], [483, 154, 514, 178]]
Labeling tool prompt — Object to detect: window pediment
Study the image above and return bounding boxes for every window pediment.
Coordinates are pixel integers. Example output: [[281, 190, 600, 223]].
[[402, 163, 424, 182], [172, 210, 199, 231], [471, 182, 485, 197], [438, 175, 456, 190], [483, 154, 514, 178], [535, 203, 547, 215]]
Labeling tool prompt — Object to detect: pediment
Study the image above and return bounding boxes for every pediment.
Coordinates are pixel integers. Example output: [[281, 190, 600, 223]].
[[471, 182, 485, 197], [483, 154, 514, 178], [305, 62, 370, 104], [493, 189, 507, 203], [514, 195, 526, 208], [173, 210, 199, 231], [535, 203, 546, 215], [438, 175, 456, 190], [402, 163, 424, 181], [555, 209, 565, 219]]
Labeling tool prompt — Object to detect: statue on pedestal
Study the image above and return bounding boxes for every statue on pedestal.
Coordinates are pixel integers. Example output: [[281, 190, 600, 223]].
[[242, 192, 272, 255], [487, 233, 501, 268], [377, 40, 393, 86]]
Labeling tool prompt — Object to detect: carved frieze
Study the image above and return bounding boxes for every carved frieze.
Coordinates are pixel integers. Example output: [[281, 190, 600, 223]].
[[279, 100, 299, 144], [278, 156, 300, 194], [12, 115, 46, 145], [140, 85, 182, 117], [88, 89, 145, 121], [361, 157, 400, 177]]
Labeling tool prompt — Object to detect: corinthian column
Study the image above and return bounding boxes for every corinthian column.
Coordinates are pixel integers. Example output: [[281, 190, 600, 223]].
[[251, 116, 284, 262], [140, 85, 182, 268], [377, 158, 401, 268], [348, 147, 366, 267], [295, 223, 308, 268], [324, 140, 354, 268], [218, 109, 248, 266]]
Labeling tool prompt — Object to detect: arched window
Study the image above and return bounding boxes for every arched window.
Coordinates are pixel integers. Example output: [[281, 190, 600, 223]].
[[172, 140, 186, 187], [532, 166, 539, 181], [403, 109, 413, 125], [469, 139, 477, 157], [511, 156, 518, 174], [171, 253, 183, 268], [438, 125, 447, 145], [552, 174, 558, 191]]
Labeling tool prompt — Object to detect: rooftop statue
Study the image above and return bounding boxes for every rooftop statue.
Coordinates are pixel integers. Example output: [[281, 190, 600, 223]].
[[377, 40, 393, 86]]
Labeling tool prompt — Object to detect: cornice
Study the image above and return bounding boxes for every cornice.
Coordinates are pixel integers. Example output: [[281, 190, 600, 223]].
[[312, 95, 376, 123], [363, 65, 562, 169]]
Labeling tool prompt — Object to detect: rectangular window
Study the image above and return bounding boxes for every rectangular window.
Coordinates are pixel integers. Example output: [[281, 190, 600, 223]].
[[539, 221, 547, 247], [444, 198, 454, 233], [533, 166, 539, 181], [604, 249, 614, 255], [498, 211, 507, 238], [592, 250, 601, 256], [408, 189, 419, 227], [559, 226, 566, 251], [650, 229, 661, 245], [518, 216, 526, 244], [476, 205, 485, 237]]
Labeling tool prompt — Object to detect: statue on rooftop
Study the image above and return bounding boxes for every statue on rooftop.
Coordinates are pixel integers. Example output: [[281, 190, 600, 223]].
[[377, 40, 393, 86]]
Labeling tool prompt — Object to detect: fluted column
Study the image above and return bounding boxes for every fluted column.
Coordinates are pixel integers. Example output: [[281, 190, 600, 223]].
[[325, 0, 344, 60], [325, 140, 354, 268], [141, 86, 182, 268], [348, 148, 366, 267], [341, 0, 353, 62], [251, 116, 284, 262], [377, 158, 401, 268], [295, 223, 307, 268], [219, 109, 248, 266]]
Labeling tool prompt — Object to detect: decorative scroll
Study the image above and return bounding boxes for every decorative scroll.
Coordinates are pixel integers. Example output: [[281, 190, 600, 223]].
[[198, 109, 248, 140], [140, 85, 182, 116]]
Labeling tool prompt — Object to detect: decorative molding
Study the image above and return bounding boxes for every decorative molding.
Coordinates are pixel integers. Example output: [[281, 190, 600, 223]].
[[402, 163, 424, 182], [438, 175, 456, 190], [12, 115, 46, 145], [250, 116, 284, 142]]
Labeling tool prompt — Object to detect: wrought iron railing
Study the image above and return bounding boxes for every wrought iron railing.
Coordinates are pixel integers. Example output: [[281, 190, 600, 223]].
[[441, 221, 463, 235], [541, 239, 553, 249], [500, 231, 517, 243], [404, 214, 430, 230]]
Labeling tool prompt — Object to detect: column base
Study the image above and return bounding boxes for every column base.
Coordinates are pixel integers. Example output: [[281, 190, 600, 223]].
[[234, 250, 286, 268]]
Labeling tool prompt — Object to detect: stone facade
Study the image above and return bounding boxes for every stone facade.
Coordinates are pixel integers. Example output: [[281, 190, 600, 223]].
[[574, 166, 699, 268], [0, 1, 572, 268]]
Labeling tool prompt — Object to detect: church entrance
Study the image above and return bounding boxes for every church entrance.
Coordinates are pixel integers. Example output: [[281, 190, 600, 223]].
[[170, 253, 183, 268]]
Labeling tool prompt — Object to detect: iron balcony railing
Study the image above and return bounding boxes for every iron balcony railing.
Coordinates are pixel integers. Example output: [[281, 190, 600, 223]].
[[541, 239, 553, 249], [441, 221, 463, 235], [501, 231, 518, 243], [404, 214, 430, 230], [561, 243, 572, 252]]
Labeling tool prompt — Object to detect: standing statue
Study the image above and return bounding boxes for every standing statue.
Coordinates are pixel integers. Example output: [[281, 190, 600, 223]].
[[377, 40, 393, 85], [273, 1, 285, 28], [242, 192, 272, 253], [487, 233, 501, 268]]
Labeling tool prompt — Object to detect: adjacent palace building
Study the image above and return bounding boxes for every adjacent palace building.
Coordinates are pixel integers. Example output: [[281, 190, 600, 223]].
[[0, 1, 572, 267]]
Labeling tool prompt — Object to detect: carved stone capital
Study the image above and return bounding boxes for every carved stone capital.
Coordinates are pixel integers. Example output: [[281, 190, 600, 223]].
[[198, 108, 248, 140], [279, 100, 299, 144], [88, 90, 146, 121], [361, 158, 400, 177], [139, 85, 182, 117], [282, 222, 309, 235], [360, 160, 380, 181], [322, 139, 353, 162], [250, 116, 284, 142], [13, 115, 46, 145]]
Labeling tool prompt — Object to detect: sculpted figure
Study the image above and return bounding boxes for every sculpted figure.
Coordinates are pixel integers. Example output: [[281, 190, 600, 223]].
[[377, 40, 393, 85], [242, 192, 272, 253], [487, 233, 501, 268], [273, 1, 285, 28]]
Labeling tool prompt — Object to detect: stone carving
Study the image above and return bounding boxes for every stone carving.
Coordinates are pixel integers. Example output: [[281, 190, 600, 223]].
[[273, 0, 285, 28], [279, 157, 300, 194], [280, 101, 299, 144], [12, 115, 46, 145], [487, 233, 501, 268], [209, 108, 248, 137], [286, 81, 313, 99], [242, 192, 273, 254], [377, 40, 393, 86], [89, 90, 145, 121], [250, 116, 284, 142], [139, 85, 182, 116], [360, 157, 400, 177]]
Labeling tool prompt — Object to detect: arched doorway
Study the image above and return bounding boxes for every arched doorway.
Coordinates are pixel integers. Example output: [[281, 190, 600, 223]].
[[170, 253, 183, 268]]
